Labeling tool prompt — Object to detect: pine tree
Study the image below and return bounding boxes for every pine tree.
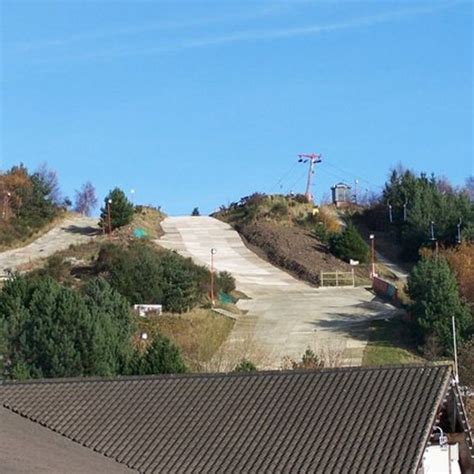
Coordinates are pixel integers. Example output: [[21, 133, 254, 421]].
[[99, 188, 134, 230], [136, 333, 187, 375], [408, 256, 473, 354]]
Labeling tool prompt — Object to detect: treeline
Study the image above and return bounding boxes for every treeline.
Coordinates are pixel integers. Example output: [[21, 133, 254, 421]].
[[362, 169, 474, 260]]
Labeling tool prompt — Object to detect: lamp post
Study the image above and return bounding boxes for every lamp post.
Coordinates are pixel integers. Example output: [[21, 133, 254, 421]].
[[210, 248, 217, 307], [456, 218, 462, 245], [107, 199, 112, 238], [369, 234, 376, 279]]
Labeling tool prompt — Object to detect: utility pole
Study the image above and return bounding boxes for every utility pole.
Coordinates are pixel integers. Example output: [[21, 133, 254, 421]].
[[298, 153, 322, 203]]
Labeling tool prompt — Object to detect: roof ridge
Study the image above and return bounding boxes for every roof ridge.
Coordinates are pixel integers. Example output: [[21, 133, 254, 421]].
[[0, 363, 452, 387]]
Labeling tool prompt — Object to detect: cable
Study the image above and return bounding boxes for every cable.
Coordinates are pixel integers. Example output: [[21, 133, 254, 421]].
[[268, 161, 299, 194]]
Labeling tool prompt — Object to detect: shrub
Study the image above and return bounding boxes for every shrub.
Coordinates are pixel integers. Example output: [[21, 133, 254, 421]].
[[191, 207, 200, 216], [313, 222, 330, 244], [292, 349, 324, 369], [458, 337, 474, 387], [329, 224, 369, 263], [216, 271, 236, 294], [96, 242, 208, 313], [269, 201, 288, 218], [133, 333, 187, 375], [234, 359, 257, 372], [99, 188, 134, 230]]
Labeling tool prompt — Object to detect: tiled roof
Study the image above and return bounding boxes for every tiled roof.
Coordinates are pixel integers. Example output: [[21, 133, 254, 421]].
[[0, 407, 134, 474], [0, 365, 451, 473]]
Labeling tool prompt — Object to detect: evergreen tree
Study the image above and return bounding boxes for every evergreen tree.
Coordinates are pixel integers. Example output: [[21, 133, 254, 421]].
[[329, 224, 369, 263], [0, 275, 136, 379], [407, 256, 473, 354], [191, 207, 200, 216], [135, 333, 187, 374], [99, 188, 134, 230]]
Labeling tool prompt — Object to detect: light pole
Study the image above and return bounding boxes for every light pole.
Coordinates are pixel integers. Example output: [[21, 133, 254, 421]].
[[107, 199, 113, 238], [210, 248, 217, 306], [369, 234, 376, 279], [456, 218, 462, 244]]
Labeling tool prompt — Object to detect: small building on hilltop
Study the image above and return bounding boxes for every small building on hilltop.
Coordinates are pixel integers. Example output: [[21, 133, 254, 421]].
[[331, 182, 352, 208], [1, 365, 473, 473]]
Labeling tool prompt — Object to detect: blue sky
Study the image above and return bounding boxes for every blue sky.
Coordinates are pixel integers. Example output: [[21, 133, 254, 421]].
[[0, 0, 472, 215]]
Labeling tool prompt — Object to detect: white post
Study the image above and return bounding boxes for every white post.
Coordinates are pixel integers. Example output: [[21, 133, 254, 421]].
[[335, 271, 339, 287], [321, 271, 324, 287], [352, 269, 355, 287], [452, 316, 459, 384]]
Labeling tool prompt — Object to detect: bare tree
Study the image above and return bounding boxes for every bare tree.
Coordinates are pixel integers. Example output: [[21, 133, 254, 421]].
[[74, 182, 98, 216], [36, 162, 62, 205], [466, 176, 474, 201]]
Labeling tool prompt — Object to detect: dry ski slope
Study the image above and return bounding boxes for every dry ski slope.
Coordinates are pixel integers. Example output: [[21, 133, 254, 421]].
[[158, 216, 400, 368], [0, 215, 99, 277]]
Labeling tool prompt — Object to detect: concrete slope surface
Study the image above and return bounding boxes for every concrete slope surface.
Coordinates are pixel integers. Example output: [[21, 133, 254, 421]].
[[0, 215, 99, 276], [159, 216, 401, 369]]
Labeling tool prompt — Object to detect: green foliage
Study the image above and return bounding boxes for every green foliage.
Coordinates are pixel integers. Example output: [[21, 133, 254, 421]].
[[234, 359, 257, 372], [328, 224, 369, 263], [407, 256, 473, 354], [216, 271, 236, 294], [0, 275, 135, 379], [313, 222, 330, 244], [191, 207, 200, 216], [0, 165, 59, 247], [97, 242, 164, 306], [383, 169, 474, 259], [133, 333, 187, 375], [99, 188, 134, 230], [292, 348, 324, 369], [269, 201, 288, 217], [458, 337, 474, 387], [96, 241, 209, 313]]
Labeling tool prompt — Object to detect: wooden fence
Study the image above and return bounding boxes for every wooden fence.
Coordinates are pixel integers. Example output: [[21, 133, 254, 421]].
[[320, 269, 355, 287]]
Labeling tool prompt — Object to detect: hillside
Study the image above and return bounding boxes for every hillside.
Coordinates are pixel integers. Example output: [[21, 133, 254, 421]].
[[213, 193, 370, 286]]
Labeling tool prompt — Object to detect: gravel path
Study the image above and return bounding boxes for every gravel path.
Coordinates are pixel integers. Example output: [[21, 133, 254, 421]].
[[158, 216, 401, 369], [0, 215, 99, 277]]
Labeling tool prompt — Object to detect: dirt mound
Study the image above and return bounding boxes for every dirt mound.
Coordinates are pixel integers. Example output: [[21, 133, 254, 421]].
[[236, 222, 354, 285]]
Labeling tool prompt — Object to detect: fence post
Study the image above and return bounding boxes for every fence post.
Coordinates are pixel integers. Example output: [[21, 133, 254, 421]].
[[335, 271, 339, 287], [352, 269, 355, 287], [321, 271, 323, 287]]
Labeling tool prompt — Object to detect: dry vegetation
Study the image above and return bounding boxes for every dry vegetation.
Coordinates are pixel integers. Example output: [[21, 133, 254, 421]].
[[137, 308, 235, 371]]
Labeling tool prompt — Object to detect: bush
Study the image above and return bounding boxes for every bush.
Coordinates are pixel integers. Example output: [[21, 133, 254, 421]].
[[458, 337, 474, 387], [99, 188, 134, 231], [408, 256, 473, 354], [96, 242, 208, 313], [216, 271, 236, 294], [329, 224, 369, 263], [234, 359, 257, 372], [313, 222, 330, 244], [269, 201, 288, 218], [133, 333, 187, 375], [292, 349, 324, 369]]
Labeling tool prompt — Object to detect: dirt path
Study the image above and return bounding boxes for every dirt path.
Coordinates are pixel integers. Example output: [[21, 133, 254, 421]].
[[0, 215, 99, 277], [158, 216, 401, 369]]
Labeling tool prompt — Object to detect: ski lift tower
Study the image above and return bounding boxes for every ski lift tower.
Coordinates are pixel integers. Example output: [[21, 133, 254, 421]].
[[298, 153, 322, 203]]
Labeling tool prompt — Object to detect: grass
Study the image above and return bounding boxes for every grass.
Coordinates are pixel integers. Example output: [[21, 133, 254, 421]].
[[362, 317, 424, 366], [137, 308, 235, 371]]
